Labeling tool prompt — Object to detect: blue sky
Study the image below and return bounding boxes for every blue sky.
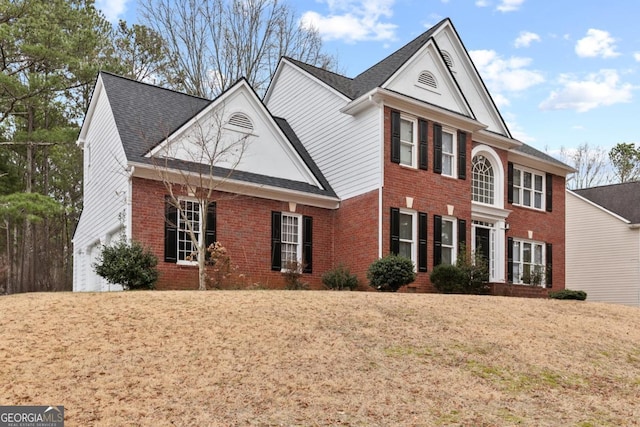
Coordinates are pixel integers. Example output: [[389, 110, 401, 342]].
[[97, 0, 639, 154]]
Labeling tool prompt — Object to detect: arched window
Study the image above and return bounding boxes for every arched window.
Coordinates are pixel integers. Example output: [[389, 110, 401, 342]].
[[472, 154, 494, 204]]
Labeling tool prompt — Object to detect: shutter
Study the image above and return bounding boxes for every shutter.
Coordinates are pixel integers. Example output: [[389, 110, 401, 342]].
[[164, 196, 178, 262], [546, 173, 553, 212], [271, 211, 282, 271], [458, 218, 466, 251], [433, 124, 442, 174], [419, 119, 428, 170], [418, 212, 427, 272], [302, 216, 313, 274], [545, 243, 553, 288], [390, 207, 400, 255], [391, 110, 401, 164], [433, 215, 442, 266], [507, 237, 514, 283], [204, 202, 217, 261], [507, 162, 514, 204], [458, 131, 467, 180]]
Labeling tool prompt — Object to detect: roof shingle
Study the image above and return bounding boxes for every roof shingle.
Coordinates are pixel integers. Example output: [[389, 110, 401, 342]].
[[574, 181, 640, 223]]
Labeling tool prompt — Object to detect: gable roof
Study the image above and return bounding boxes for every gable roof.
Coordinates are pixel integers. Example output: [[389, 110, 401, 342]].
[[512, 140, 572, 170], [96, 72, 336, 198], [573, 181, 640, 224]]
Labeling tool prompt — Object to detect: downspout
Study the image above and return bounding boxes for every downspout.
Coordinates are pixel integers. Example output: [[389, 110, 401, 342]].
[[126, 165, 135, 240], [369, 93, 384, 258]]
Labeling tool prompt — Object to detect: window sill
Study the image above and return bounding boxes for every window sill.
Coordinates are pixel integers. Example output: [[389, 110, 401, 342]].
[[176, 261, 198, 268], [398, 164, 419, 171], [511, 203, 545, 212]]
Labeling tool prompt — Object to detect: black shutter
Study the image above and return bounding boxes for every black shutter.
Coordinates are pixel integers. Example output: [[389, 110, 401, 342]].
[[164, 196, 178, 262], [433, 124, 442, 174], [390, 207, 400, 255], [546, 173, 553, 212], [458, 218, 466, 251], [391, 110, 401, 164], [303, 216, 313, 274], [419, 119, 428, 170], [204, 202, 217, 260], [418, 212, 427, 272], [545, 243, 553, 288], [433, 215, 442, 266], [507, 162, 514, 204], [507, 237, 514, 283], [458, 131, 467, 180], [271, 211, 282, 271]]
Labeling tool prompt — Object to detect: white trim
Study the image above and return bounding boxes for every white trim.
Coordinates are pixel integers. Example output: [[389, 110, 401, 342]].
[[399, 114, 418, 168], [279, 212, 303, 271], [440, 126, 457, 178], [472, 144, 505, 208], [399, 209, 418, 267], [441, 216, 457, 265], [512, 164, 546, 211]]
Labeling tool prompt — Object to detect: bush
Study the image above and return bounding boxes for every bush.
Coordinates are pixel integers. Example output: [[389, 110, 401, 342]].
[[430, 264, 466, 293], [456, 247, 490, 294], [549, 289, 587, 301], [367, 254, 416, 292], [282, 261, 308, 290], [93, 239, 159, 290], [322, 264, 359, 290]]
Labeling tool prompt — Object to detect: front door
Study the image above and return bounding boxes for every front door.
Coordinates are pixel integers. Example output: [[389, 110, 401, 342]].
[[474, 225, 491, 280]]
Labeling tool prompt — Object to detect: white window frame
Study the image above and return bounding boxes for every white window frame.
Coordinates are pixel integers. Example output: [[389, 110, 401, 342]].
[[472, 155, 495, 205], [472, 221, 496, 282], [280, 212, 302, 271], [399, 115, 417, 168], [177, 198, 202, 265], [441, 216, 457, 265], [512, 239, 546, 286], [513, 166, 545, 211], [441, 128, 457, 177], [398, 209, 417, 266]]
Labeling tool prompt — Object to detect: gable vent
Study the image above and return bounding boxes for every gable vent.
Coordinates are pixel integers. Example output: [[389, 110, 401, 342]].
[[228, 113, 253, 131], [441, 51, 454, 69], [418, 71, 437, 89]]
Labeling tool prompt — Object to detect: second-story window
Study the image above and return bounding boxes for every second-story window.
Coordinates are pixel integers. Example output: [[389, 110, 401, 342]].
[[472, 154, 495, 204], [513, 167, 544, 210], [441, 130, 455, 176], [400, 117, 416, 166]]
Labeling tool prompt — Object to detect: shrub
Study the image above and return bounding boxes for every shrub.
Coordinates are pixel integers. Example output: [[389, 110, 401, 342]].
[[93, 239, 158, 290], [456, 247, 490, 294], [322, 264, 359, 290], [430, 264, 466, 293], [282, 261, 308, 290], [367, 254, 416, 292], [549, 289, 587, 301]]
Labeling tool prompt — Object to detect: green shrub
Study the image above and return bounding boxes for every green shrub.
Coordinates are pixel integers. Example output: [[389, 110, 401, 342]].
[[430, 264, 466, 293], [367, 254, 416, 292], [549, 289, 587, 301], [93, 239, 159, 290], [456, 247, 491, 294], [322, 264, 359, 290]]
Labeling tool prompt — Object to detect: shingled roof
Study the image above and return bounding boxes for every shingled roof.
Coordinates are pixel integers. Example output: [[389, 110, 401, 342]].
[[97, 72, 336, 198], [574, 181, 640, 224]]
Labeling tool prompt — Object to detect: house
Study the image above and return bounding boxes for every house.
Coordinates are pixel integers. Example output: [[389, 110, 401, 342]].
[[566, 182, 640, 306], [73, 18, 573, 294]]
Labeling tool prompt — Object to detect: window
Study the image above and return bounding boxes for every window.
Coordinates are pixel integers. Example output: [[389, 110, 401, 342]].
[[400, 117, 416, 166], [513, 167, 544, 210], [511, 240, 545, 286], [390, 208, 427, 271], [271, 212, 312, 273], [434, 125, 465, 179], [434, 215, 465, 266], [441, 218, 455, 264], [441, 130, 455, 176], [164, 198, 216, 264], [472, 155, 495, 204]]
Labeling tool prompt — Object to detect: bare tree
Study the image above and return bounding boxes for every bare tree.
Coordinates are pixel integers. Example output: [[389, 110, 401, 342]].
[[150, 105, 250, 290], [140, 0, 337, 98], [559, 143, 611, 189]]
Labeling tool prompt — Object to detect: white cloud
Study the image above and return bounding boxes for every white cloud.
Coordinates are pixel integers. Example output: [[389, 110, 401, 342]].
[[470, 49, 544, 93], [492, 93, 511, 108], [634, 52, 640, 62], [475, 0, 490, 7], [96, 0, 128, 22], [502, 112, 535, 144], [301, 0, 397, 43], [496, 0, 525, 12], [514, 31, 540, 48], [539, 69, 633, 112], [575, 29, 620, 58]]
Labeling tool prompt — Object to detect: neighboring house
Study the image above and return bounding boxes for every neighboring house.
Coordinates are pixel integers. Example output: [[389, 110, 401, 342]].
[[566, 183, 640, 306], [73, 17, 573, 294]]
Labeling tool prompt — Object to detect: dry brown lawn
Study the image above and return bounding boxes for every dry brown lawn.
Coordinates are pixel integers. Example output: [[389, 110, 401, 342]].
[[1, 291, 639, 426]]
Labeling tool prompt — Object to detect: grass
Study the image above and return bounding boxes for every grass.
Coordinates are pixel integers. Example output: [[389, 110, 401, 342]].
[[1, 290, 639, 426]]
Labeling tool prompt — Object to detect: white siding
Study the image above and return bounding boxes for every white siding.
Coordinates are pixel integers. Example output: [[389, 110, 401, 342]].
[[73, 80, 128, 292], [266, 64, 381, 199], [566, 191, 640, 306]]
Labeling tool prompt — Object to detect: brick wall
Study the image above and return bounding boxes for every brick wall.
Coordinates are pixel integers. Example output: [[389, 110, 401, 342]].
[[131, 178, 335, 290]]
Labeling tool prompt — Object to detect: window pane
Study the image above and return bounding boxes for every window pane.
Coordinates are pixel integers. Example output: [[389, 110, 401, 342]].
[[523, 189, 531, 206], [442, 247, 452, 265], [400, 143, 412, 165], [513, 189, 520, 204], [513, 264, 521, 282], [524, 172, 532, 189], [514, 169, 521, 186], [534, 244, 543, 264], [400, 119, 413, 142], [442, 155, 453, 176], [399, 213, 413, 240], [442, 220, 453, 245], [513, 241, 520, 262], [442, 132, 453, 153], [534, 193, 542, 209], [535, 175, 543, 191], [399, 242, 412, 259], [523, 243, 531, 263]]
